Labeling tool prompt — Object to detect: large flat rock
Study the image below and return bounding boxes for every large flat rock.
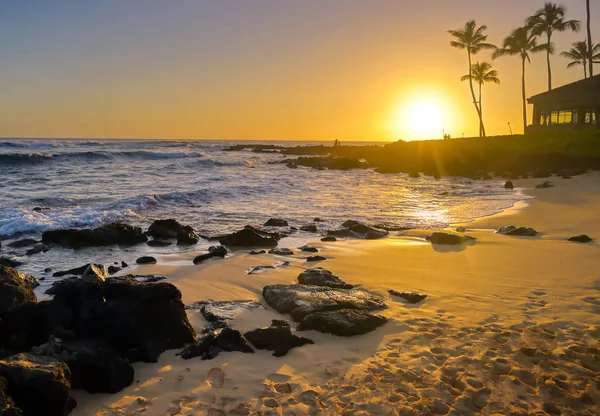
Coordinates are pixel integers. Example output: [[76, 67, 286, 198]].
[[262, 284, 387, 322]]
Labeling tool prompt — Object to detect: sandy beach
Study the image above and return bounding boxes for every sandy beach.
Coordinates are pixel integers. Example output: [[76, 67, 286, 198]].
[[71, 173, 600, 416]]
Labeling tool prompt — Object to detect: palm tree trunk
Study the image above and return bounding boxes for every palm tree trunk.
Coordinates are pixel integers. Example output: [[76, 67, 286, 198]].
[[467, 51, 485, 137], [546, 33, 552, 91], [588, 0, 594, 77], [584, 60, 588, 79], [521, 57, 527, 134], [479, 82, 483, 135]]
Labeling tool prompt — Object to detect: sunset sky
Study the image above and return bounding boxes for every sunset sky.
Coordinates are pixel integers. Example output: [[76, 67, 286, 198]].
[[1, 1, 598, 141]]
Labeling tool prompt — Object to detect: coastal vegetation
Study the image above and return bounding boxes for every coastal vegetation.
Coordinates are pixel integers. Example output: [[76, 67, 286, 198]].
[[561, 40, 600, 78], [449, 1, 596, 134]]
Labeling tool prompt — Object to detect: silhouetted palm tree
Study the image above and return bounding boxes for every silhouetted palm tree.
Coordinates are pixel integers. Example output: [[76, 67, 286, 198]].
[[448, 20, 496, 137], [493, 26, 545, 133], [586, 0, 594, 76], [561, 40, 600, 78], [460, 62, 500, 135], [526, 2, 580, 91]]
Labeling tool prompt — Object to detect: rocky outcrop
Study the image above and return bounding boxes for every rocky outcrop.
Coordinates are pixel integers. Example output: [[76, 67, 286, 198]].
[[179, 328, 253, 360], [262, 284, 387, 322], [389, 290, 427, 303], [42, 222, 147, 248], [297, 309, 387, 336], [496, 226, 538, 237], [219, 226, 279, 247], [244, 320, 313, 357], [297, 268, 352, 289], [52, 264, 92, 277], [427, 232, 476, 245], [147, 219, 200, 245], [264, 219, 288, 227], [0, 353, 75, 416], [299, 225, 318, 233], [0, 266, 37, 317], [568, 235, 592, 243]]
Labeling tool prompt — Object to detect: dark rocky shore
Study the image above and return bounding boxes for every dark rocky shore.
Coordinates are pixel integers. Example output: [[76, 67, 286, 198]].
[[0, 216, 403, 415]]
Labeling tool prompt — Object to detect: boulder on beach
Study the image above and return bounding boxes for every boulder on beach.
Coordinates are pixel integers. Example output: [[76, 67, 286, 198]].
[[427, 232, 476, 245], [268, 248, 294, 256], [100, 276, 196, 362], [297, 309, 387, 336], [299, 224, 318, 233], [0, 353, 75, 416], [147, 219, 200, 245], [42, 222, 147, 248], [45, 275, 195, 363], [0, 266, 38, 316], [244, 320, 314, 357], [136, 256, 157, 265], [187, 300, 262, 330], [496, 226, 538, 237], [32, 337, 134, 394], [389, 290, 427, 304], [300, 245, 318, 253], [504, 181, 514, 189], [568, 235, 592, 243], [340, 220, 389, 240], [297, 268, 352, 289], [307, 255, 326, 262], [321, 236, 337, 242], [262, 284, 387, 322], [179, 328, 254, 360], [219, 225, 279, 247], [535, 181, 553, 189], [264, 218, 288, 227], [249, 250, 266, 255]]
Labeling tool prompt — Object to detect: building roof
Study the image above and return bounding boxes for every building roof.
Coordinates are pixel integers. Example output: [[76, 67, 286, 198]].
[[527, 74, 600, 109]]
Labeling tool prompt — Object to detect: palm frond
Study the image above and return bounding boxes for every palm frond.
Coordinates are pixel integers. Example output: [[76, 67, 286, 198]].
[[566, 61, 582, 68]]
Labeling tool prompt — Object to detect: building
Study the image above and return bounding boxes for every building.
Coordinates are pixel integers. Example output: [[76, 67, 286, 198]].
[[527, 74, 600, 131]]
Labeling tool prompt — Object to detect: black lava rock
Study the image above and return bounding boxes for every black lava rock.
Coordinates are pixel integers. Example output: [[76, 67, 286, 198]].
[[244, 320, 313, 357]]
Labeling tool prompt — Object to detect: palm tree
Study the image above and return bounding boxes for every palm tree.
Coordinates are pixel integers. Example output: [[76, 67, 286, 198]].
[[448, 20, 496, 137], [460, 62, 500, 135], [526, 2, 580, 91], [561, 40, 600, 78], [586, 0, 594, 76], [492, 26, 545, 133]]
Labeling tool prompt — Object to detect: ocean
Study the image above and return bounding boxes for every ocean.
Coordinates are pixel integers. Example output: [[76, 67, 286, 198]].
[[0, 139, 531, 288]]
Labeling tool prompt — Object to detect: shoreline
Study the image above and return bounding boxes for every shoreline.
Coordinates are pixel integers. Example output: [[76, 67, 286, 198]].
[[71, 171, 600, 415]]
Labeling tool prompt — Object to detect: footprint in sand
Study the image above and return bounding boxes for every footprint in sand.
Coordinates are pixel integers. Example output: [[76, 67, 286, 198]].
[[207, 367, 225, 389]]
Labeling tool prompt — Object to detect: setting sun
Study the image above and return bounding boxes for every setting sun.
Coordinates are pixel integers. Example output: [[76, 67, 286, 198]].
[[389, 93, 452, 141]]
